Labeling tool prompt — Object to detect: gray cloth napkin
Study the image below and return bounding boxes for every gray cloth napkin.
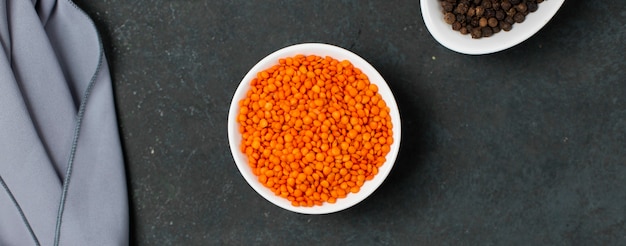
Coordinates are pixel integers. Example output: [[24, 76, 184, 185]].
[[0, 0, 128, 245]]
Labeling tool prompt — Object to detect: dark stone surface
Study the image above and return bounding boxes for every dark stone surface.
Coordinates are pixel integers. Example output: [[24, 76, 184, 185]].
[[74, 1, 625, 245]]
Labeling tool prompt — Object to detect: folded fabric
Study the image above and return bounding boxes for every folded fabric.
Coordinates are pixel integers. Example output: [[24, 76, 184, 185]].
[[0, 0, 128, 245]]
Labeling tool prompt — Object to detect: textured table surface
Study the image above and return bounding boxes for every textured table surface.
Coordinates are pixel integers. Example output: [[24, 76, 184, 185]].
[[74, 1, 625, 245]]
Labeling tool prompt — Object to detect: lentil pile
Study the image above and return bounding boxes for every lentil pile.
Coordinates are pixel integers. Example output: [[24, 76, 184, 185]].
[[439, 0, 543, 38], [237, 55, 393, 207]]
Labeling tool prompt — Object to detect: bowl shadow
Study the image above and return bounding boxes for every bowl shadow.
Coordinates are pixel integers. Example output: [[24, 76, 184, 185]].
[[346, 69, 437, 214]]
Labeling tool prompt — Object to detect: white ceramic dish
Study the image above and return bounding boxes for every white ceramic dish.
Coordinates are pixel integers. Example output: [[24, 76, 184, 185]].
[[228, 43, 402, 214], [421, 0, 565, 55]]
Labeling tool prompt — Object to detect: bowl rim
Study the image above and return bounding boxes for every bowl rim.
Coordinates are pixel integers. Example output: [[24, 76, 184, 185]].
[[228, 43, 402, 214], [421, 0, 565, 55]]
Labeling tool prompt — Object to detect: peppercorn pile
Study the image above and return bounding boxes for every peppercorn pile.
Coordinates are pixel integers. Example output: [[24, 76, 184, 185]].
[[440, 0, 543, 39]]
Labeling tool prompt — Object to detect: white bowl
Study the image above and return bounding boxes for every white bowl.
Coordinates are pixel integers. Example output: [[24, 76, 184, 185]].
[[228, 43, 402, 214], [421, 0, 565, 55]]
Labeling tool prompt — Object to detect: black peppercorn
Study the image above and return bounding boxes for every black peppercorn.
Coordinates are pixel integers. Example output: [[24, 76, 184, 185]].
[[485, 8, 496, 18], [495, 10, 505, 20], [482, 1, 492, 9], [455, 3, 469, 14], [456, 14, 467, 23], [492, 25, 501, 33], [505, 15, 515, 24], [470, 17, 480, 27], [492, 2, 500, 10], [515, 3, 527, 13], [509, 0, 520, 5], [467, 7, 475, 17], [475, 6, 485, 17], [482, 26, 494, 37], [527, 2, 538, 12], [444, 12, 456, 24], [500, 21, 512, 31], [488, 17, 498, 27], [471, 27, 482, 38], [513, 12, 525, 23], [452, 22, 462, 30], [507, 8, 517, 17], [501, 1, 512, 11], [479, 17, 488, 27]]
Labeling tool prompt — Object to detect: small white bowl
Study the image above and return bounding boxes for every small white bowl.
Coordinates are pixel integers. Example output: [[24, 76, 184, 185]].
[[228, 43, 402, 214], [421, 0, 565, 55]]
